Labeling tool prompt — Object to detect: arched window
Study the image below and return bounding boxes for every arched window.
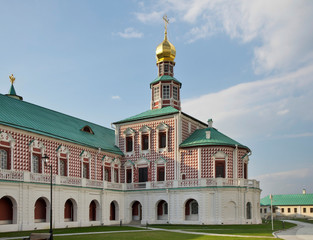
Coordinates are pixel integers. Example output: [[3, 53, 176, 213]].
[[34, 198, 47, 222], [89, 201, 96, 221], [157, 200, 168, 220], [64, 199, 74, 222], [185, 199, 199, 220], [110, 202, 116, 220], [0, 149, 8, 169], [246, 202, 252, 219], [0, 196, 13, 224]]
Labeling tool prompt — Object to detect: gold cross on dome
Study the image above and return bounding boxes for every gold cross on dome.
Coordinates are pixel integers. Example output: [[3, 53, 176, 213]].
[[163, 14, 169, 32], [9, 74, 15, 84]]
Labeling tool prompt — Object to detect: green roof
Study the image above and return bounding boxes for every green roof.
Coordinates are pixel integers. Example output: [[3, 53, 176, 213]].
[[180, 127, 250, 150], [8, 84, 16, 95], [0, 94, 123, 155], [114, 106, 179, 124], [261, 194, 313, 206], [150, 75, 182, 87]]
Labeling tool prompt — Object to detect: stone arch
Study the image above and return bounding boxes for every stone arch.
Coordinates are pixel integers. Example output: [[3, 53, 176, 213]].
[[156, 199, 168, 220], [184, 198, 199, 221], [246, 202, 252, 219], [34, 197, 49, 223], [110, 201, 119, 221], [64, 198, 77, 222], [131, 200, 142, 221], [89, 200, 98, 221], [0, 195, 17, 224]]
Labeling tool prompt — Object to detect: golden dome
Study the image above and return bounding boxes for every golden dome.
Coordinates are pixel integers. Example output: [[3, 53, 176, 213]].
[[156, 35, 176, 63]]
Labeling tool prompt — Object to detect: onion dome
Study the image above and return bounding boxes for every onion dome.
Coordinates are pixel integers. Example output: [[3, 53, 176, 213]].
[[156, 18, 176, 63]]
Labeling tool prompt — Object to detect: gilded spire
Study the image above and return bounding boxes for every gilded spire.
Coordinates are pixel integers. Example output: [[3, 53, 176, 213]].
[[9, 74, 15, 85]]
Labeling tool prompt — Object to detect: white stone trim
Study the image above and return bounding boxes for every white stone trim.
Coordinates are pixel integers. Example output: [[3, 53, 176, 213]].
[[80, 151, 91, 179], [0, 132, 15, 170], [56, 145, 70, 176], [123, 128, 135, 156], [212, 151, 228, 178], [29, 139, 45, 173], [139, 125, 151, 154], [156, 123, 169, 153]]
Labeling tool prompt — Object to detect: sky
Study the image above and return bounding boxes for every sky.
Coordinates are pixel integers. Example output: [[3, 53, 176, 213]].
[[1, 0, 313, 198]]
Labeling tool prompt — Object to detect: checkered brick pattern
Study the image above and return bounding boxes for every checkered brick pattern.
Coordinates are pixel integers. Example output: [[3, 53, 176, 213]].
[[237, 149, 248, 178], [180, 149, 198, 179], [118, 117, 176, 182], [181, 118, 200, 142]]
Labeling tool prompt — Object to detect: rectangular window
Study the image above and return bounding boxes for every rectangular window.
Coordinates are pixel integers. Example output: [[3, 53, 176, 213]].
[[281, 208, 284, 213], [60, 159, 67, 176], [126, 136, 133, 152], [294, 208, 297, 213], [164, 64, 169, 73], [244, 163, 248, 179], [260, 209, 262, 213], [104, 168, 110, 181], [139, 167, 148, 182], [0, 149, 9, 170], [288, 208, 290, 213], [157, 166, 165, 181], [126, 169, 132, 183], [215, 161, 225, 178], [264, 209, 267, 214], [141, 134, 149, 150], [173, 86, 178, 100], [32, 155, 41, 173], [114, 169, 118, 183], [310, 208, 313, 213], [170, 65, 173, 74], [159, 132, 166, 148], [154, 86, 159, 100], [162, 85, 170, 99], [303, 208, 306, 213], [83, 163, 89, 179]]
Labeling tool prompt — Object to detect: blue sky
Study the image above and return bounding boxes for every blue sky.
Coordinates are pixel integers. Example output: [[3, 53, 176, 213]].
[[1, 0, 313, 197]]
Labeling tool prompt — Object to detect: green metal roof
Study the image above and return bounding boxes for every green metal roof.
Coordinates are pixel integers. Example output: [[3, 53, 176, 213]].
[[180, 127, 250, 150], [114, 106, 179, 124], [0, 93, 123, 155], [261, 194, 313, 206], [150, 75, 182, 87]]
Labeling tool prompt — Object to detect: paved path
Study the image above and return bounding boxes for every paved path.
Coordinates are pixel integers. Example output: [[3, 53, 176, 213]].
[[275, 220, 313, 240]]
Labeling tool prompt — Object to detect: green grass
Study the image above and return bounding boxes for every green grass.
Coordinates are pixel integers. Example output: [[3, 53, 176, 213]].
[[149, 220, 296, 237], [0, 226, 139, 238], [54, 231, 274, 240]]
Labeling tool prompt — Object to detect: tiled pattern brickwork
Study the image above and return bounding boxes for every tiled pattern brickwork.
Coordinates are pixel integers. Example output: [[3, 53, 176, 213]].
[[237, 149, 247, 178], [118, 117, 176, 182], [0, 126, 116, 181], [181, 118, 200, 142], [180, 149, 198, 179]]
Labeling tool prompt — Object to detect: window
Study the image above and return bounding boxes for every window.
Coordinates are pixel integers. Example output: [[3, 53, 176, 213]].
[[104, 168, 110, 181], [170, 65, 173, 74], [158, 64, 163, 75], [294, 208, 297, 213], [114, 169, 118, 183], [215, 161, 225, 178], [32, 155, 40, 173], [281, 208, 284, 213], [60, 159, 66, 176], [126, 169, 132, 183], [264, 208, 267, 214], [81, 125, 94, 134], [303, 208, 306, 213], [83, 163, 89, 179], [141, 134, 149, 150], [288, 208, 291, 213], [164, 64, 169, 73], [154, 86, 160, 100], [173, 86, 178, 100], [157, 166, 165, 181], [0, 149, 8, 169], [260, 209, 262, 213], [139, 167, 148, 182], [159, 132, 166, 149], [244, 163, 248, 179], [246, 202, 252, 219], [310, 208, 313, 213], [126, 136, 133, 152], [162, 85, 170, 99], [191, 201, 198, 214]]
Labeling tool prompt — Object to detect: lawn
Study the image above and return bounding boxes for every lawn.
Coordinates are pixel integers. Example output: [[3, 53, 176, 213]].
[[149, 220, 296, 237], [0, 226, 139, 238], [53, 231, 275, 240]]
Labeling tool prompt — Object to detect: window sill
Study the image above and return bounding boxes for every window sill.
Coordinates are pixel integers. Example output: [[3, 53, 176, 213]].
[[125, 151, 135, 157], [140, 150, 150, 155], [158, 148, 168, 153]]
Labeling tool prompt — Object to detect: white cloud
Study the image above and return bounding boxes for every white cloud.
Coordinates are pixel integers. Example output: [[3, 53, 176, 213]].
[[254, 166, 313, 197], [112, 96, 121, 100], [135, 0, 313, 74], [183, 64, 313, 140], [116, 28, 143, 39]]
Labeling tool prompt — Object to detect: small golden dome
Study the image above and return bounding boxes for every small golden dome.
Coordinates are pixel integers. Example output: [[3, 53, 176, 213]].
[[156, 35, 176, 63]]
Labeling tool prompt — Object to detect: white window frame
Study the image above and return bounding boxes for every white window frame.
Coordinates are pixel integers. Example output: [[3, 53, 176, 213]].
[[80, 150, 91, 179], [155, 157, 167, 182], [213, 151, 228, 178], [29, 139, 45, 173], [173, 86, 178, 100], [154, 86, 160, 101], [139, 125, 151, 154], [162, 85, 170, 99], [0, 132, 15, 170], [156, 123, 169, 153], [124, 160, 135, 183], [123, 128, 135, 156], [57, 145, 70, 177]]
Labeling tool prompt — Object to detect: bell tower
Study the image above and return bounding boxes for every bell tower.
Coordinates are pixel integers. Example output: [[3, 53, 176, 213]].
[[150, 15, 182, 110]]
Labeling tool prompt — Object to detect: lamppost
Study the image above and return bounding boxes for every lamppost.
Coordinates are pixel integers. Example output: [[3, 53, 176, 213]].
[[43, 154, 53, 240]]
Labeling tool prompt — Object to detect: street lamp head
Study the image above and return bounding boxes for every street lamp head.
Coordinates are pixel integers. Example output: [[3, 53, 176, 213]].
[[42, 154, 49, 164]]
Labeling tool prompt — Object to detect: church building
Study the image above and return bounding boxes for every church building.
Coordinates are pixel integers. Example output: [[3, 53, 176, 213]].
[[0, 20, 261, 232]]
